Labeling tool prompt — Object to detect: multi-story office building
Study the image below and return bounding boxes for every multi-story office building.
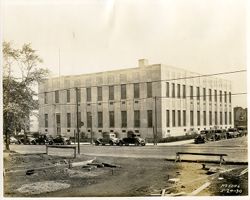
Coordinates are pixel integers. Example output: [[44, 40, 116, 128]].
[[38, 59, 233, 139]]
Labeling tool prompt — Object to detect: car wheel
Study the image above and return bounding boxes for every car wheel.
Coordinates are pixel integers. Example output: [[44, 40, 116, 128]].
[[109, 141, 114, 146], [135, 141, 140, 146], [119, 141, 123, 146]]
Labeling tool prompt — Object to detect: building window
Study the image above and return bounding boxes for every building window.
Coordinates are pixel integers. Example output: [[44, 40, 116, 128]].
[[183, 110, 186, 126], [44, 92, 48, 104], [178, 110, 181, 126], [147, 110, 153, 128], [87, 88, 91, 102], [121, 111, 127, 128], [56, 113, 61, 134], [197, 87, 200, 100], [209, 111, 212, 125], [109, 86, 114, 100], [229, 92, 231, 103], [225, 111, 227, 124], [147, 82, 152, 98], [77, 89, 81, 102], [215, 111, 217, 125], [220, 111, 222, 125], [67, 113, 71, 128], [203, 88, 206, 101], [214, 90, 217, 102], [183, 85, 186, 98], [190, 111, 194, 126], [97, 87, 102, 101], [197, 111, 200, 126], [190, 86, 193, 99], [166, 82, 170, 97], [55, 90, 59, 103], [98, 112, 103, 128], [166, 110, 170, 127], [134, 83, 140, 99], [209, 89, 212, 101], [45, 114, 48, 128], [177, 84, 180, 98], [66, 90, 70, 103], [224, 91, 227, 103], [109, 111, 115, 127], [121, 84, 126, 99], [229, 112, 232, 124], [172, 83, 175, 98], [203, 111, 206, 126], [172, 110, 176, 127], [220, 90, 222, 102], [134, 110, 140, 128], [87, 112, 92, 128]]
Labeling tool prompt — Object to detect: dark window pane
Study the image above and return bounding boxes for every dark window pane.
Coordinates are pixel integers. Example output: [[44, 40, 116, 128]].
[[147, 82, 152, 98], [109, 111, 115, 127], [147, 110, 153, 128], [121, 111, 127, 128], [134, 110, 140, 128], [98, 112, 103, 128], [97, 87, 102, 101], [87, 88, 91, 102], [121, 84, 126, 99], [109, 86, 114, 100], [134, 83, 140, 98], [55, 90, 59, 103]]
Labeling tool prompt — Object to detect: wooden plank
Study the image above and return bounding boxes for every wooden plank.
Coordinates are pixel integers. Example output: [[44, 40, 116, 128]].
[[47, 145, 77, 149], [176, 152, 227, 156], [189, 182, 211, 196]]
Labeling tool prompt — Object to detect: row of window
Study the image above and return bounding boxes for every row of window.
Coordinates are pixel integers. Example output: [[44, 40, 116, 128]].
[[167, 83, 231, 102], [166, 110, 232, 127], [44, 109, 232, 129], [45, 83, 231, 104], [44, 110, 153, 129]]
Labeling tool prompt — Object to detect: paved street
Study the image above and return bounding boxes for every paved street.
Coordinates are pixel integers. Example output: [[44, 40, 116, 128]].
[[9, 139, 248, 162]]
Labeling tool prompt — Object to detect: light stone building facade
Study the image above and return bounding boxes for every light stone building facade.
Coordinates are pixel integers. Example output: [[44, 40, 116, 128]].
[[38, 59, 233, 139]]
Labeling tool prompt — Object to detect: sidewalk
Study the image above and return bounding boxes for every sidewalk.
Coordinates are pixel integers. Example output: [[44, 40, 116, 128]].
[[72, 139, 195, 146], [147, 139, 194, 146]]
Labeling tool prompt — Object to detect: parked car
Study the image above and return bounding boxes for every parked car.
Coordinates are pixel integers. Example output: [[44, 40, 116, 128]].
[[119, 131, 146, 146], [198, 130, 216, 141], [16, 135, 36, 144], [9, 136, 20, 144], [52, 135, 71, 145], [95, 132, 120, 146], [237, 126, 248, 136], [227, 128, 240, 138], [214, 129, 227, 140], [34, 134, 53, 145], [194, 134, 206, 144]]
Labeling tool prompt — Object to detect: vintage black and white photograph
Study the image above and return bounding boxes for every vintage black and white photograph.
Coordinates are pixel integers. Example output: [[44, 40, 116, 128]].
[[1, 0, 248, 198]]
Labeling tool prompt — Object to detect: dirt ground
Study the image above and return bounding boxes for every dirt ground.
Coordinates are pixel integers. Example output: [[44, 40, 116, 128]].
[[3, 152, 248, 197]]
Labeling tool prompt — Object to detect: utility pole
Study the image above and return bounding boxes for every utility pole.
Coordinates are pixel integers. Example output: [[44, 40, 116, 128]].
[[75, 87, 80, 154], [91, 117, 93, 145], [154, 96, 158, 145]]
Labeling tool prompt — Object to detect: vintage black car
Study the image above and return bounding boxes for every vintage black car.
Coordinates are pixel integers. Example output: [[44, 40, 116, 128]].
[[95, 132, 120, 146], [119, 132, 146, 146], [52, 135, 71, 145], [35, 134, 53, 145], [194, 134, 206, 144], [227, 128, 240, 138]]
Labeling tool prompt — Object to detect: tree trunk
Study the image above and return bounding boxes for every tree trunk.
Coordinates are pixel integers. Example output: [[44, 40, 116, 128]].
[[5, 131, 10, 151]]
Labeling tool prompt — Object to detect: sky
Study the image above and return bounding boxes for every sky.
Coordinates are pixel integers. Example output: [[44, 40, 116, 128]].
[[2, 0, 248, 107]]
